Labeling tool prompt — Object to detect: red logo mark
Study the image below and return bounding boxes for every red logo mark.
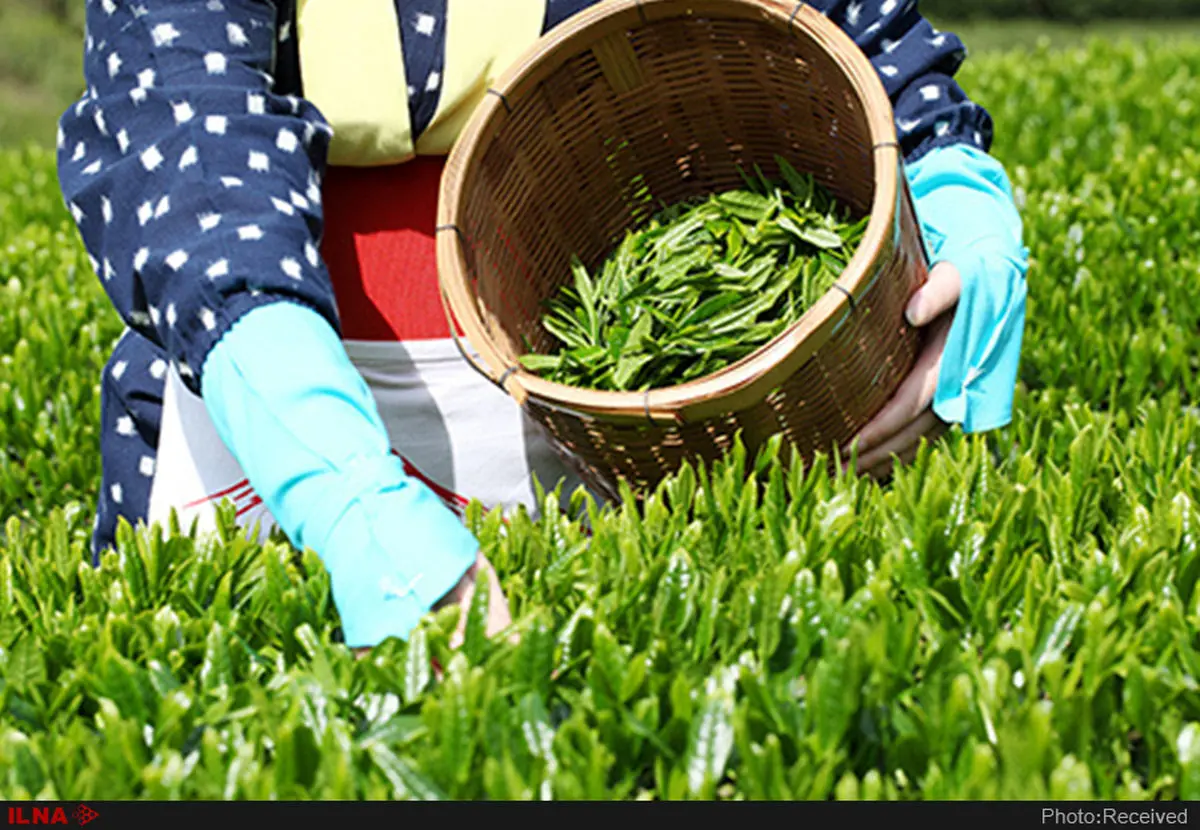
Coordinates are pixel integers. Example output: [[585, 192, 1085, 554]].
[[6, 805, 96, 826]]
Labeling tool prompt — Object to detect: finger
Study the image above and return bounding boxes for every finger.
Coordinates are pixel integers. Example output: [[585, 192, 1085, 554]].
[[486, 577, 511, 635], [865, 420, 949, 480], [906, 261, 963, 327], [447, 586, 472, 651], [860, 407, 946, 472], [857, 408, 944, 473], [853, 315, 951, 454], [864, 443, 921, 483], [495, 615, 520, 646], [472, 556, 517, 643], [487, 583, 519, 644]]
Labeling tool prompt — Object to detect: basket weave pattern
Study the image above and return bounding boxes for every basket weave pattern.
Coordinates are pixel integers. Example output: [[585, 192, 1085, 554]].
[[438, 0, 929, 501]]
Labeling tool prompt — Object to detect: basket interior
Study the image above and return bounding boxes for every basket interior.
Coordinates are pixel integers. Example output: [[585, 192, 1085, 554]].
[[455, 9, 878, 369]]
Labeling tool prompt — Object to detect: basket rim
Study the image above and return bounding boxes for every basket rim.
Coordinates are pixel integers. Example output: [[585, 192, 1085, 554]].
[[437, 0, 904, 426]]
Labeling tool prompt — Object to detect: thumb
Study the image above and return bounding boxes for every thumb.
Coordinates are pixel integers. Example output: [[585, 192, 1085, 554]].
[[906, 261, 963, 327]]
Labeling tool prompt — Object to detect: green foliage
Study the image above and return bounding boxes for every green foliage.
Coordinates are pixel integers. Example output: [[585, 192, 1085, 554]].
[[0, 1, 84, 149], [1, 36, 1200, 800]]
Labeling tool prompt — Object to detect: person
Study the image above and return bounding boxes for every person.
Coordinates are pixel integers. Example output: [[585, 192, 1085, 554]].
[[57, 0, 1028, 653]]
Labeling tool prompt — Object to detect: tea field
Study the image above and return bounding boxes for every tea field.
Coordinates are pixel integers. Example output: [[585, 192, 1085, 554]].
[[1, 34, 1199, 800]]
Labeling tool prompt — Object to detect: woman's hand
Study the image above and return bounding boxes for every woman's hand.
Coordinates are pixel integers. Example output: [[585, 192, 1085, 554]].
[[851, 261, 961, 480], [431, 551, 514, 649], [353, 551, 512, 659]]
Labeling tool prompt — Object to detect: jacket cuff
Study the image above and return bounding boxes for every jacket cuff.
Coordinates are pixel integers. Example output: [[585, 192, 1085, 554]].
[[185, 289, 341, 398]]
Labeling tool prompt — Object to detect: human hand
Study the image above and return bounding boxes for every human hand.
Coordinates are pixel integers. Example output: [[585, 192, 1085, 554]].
[[431, 551, 513, 649], [851, 261, 960, 480], [847, 141, 1030, 479], [352, 551, 512, 659]]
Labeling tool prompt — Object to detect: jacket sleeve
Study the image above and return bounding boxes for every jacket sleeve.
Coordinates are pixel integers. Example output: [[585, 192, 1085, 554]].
[[57, 0, 339, 396], [820, 0, 992, 163], [61, 0, 480, 648]]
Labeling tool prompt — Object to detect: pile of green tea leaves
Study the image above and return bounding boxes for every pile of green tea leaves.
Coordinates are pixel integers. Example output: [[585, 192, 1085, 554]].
[[519, 157, 868, 392]]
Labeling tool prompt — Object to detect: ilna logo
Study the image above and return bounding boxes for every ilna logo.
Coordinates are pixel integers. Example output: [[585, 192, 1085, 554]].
[[6, 805, 98, 826]]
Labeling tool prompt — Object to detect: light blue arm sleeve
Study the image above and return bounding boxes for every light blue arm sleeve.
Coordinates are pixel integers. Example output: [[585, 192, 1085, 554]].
[[905, 143, 1031, 434], [199, 302, 479, 648]]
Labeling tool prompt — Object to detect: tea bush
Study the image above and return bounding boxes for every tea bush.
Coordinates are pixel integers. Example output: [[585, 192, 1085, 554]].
[[1, 36, 1199, 800]]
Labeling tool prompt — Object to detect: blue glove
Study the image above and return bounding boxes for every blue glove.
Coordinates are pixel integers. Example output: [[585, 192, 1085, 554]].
[[905, 143, 1030, 434], [199, 301, 479, 648]]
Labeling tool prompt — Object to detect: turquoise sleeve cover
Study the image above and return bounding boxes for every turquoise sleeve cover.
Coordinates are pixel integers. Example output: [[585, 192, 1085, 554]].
[[200, 301, 478, 647], [905, 143, 1031, 434]]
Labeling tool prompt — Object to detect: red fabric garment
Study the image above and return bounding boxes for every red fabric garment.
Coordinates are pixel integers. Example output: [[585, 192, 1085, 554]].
[[319, 157, 450, 342]]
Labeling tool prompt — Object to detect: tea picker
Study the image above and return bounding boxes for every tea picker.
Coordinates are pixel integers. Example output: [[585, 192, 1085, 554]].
[[57, 0, 1027, 653]]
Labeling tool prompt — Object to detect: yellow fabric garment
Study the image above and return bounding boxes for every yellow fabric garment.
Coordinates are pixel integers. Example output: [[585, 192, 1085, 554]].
[[295, 0, 550, 167]]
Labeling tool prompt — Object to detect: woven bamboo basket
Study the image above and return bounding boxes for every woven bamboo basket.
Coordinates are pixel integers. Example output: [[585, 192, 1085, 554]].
[[437, 0, 930, 502]]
